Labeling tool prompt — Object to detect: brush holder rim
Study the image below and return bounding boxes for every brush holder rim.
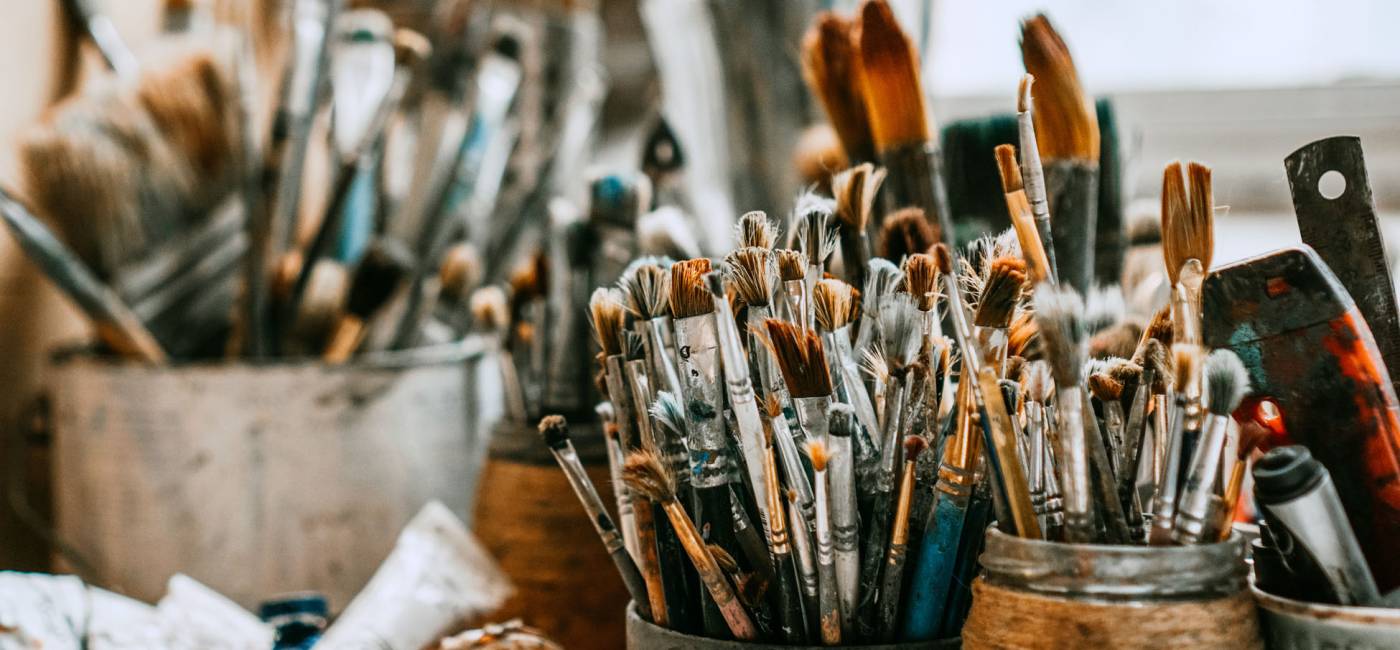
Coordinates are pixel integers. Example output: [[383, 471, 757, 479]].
[[979, 528, 1248, 600], [1253, 583, 1400, 627], [49, 337, 489, 370], [624, 602, 959, 649]]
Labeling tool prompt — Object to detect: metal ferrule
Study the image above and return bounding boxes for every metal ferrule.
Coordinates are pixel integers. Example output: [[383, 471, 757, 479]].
[[1103, 401, 1125, 470], [605, 355, 637, 449], [1173, 413, 1230, 544], [1149, 395, 1190, 545], [787, 493, 819, 602], [601, 416, 638, 560], [805, 265, 821, 328], [1171, 261, 1205, 346], [875, 377, 909, 491], [827, 329, 881, 444], [715, 294, 773, 533], [826, 430, 860, 626], [673, 314, 730, 489], [745, 306, 783, 396], [624, 359, 655, 447], [880, 141, 954, 246], [641, 317, 684, 399], [771, 413, 815, 520], [1027, 402, 1047, 520], [550, 442, 626, 555], [783, 279, 808, 331], [793, 396, 831, 445], [1054, 387, 1094, 542], [812, 467, 842, 644]]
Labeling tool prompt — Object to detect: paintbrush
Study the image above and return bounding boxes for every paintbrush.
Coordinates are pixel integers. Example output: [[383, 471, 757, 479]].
[[1034, 283, 1097, 541], [1022, 361, 1054, 533], [995, 144, 1053, 285], [807, 440, 842, 645], [597, 404, 634, 562], [1120, 336, 1168, 527], [794, 124, 850, 194], [1162, 161, 1214, 346], [539, 415, 653, 622], [589, 288, 639, 555], [824, 405, 862, 637], [1087, 371, 1127, 473], [471, 286, 528, 423], [620, 260, 684, 400], [854, 258, 902, 357], [1149, 344, 1203, 545], [973, 255, 1027, 374], [875, 436, 927, 640], [937, 244, 1040, 538], [782, 483, 819, 640], [725, 247, 784, 399], [795, 192, 839, 326], [762, 421, 805, 643], [705, 271, 773, 539], [1016, 75, 1058, 281], [624, 450, 756, 640], [802, 12, 874, 165], [1174, 349, 1250, 544], [856, 0, 954, 245], [814, 279, 881, 452], [764, 319, 834, 449], [323, 239, 413, 363], [767, 395, 816, 535], [903, 252, 942, 344], [1021, 14, 1099, 293], [776, 249, 810, 331], [1218, 419, 1271, 541], [833, 164, 887, 289], [0, 188, 166, 363], [59, 0, 139, 80], [736, 210, 779, 250]]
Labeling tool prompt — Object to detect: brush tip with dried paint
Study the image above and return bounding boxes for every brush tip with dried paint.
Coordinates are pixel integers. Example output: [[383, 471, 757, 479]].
[[622, 449, 676, 503], [1171, 343, 1203, 394], [538, 414, 570, 449], [807, 439, 830, 473], [764, 318, 833, 399], [669, 258, 715, 319], [903, 435, 928, 463], [975, 256, 1027, 328], [813, 278, 854, 332]]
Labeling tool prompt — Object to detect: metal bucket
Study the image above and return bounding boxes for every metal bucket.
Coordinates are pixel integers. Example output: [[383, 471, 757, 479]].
[[45, 339, 497, 611], [962, 529, 1263, 649], [624, 602, 960, 649], [1253, 585, 1400, 648]]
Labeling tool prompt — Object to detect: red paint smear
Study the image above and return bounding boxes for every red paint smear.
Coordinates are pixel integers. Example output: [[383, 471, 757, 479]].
[[1323, 314, 1400, 509]]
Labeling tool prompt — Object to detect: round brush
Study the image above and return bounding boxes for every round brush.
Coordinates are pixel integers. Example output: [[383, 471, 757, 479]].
[[1174, 349, 1250, 544], [323, 239, 412, 363]]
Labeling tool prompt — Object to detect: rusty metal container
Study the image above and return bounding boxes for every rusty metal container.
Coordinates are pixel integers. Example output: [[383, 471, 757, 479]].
[[1253, 585, 1400, 648], [45, 340, 495, 611], [624, 602, 959, 649], [962, 529, 1263, 649]]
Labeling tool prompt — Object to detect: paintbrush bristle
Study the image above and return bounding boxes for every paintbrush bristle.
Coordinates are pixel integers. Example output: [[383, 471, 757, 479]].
[[1022, 360, 1054, 403], [508, 252, 549, 301], [1204, 349, 1250, 417], [1186, 161, 1215, 270], [795, 124, 850, 192], [857, 0, 930, 150], [802, 12, 874, 162], [862, 345, 890, 384], [1086, 373, 1123, 403], [650, 391, 687, 439], [668, 258, 714, 319], [931, 242, 954, 277], [347, 239, 413, 318], [1008, 311, 1042, 360], [470, 286, 509, 332], [776, 249, 807, 282], [995, 144, 1024, 194], [1160, 161, 1192, 285], [764, 319, 833, 399], [1106, 358, 1143, 395], [1083, 285, 1126, 335], [1139, 305, 1174, 352], [877, 292, 922, 369], [1172, 343, 1203, 394], [813, 279, 854, 332], [877, 207, 934, 262], [624, 331, 645, 361], [1140, 338, 1172, 393], [1020, 14, 1098, 160], [736, 210, 779, 249], [1089, 319, 1143, 360], [1018, 73, 1034, 113], [589, 287, 626, 357], [538, 414, 570, 449], [1033, 282, 1086, 387], [622, 449, 676, 503], [764, 394, 784, 419], [724, 247, 776, 307], [806, 439, 830, 472], [439, 243, 482, 301], [903, 435, 928, 463], [901, 253, 939, 311], [794, 191, 839, 264], [974, 256, 1027, 328], [620, 262, 671, 320], [1006, 355, 1028, 383], [832, 163, 887, 232]]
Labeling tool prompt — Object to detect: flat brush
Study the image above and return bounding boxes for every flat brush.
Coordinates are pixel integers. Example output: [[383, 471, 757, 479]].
[[323, 239, 413, 363], [764, 319, 834, 447], [1021, 14, 1099, 293], [776, 249, 809, 331], [60, 0, 139, 80], [995, 144, 1053, 284], [539, 416, 653, 622], [833, 164, 887, 289], [854, 258, 902, 356], [795, 192, 839, 328], [808, 440, 842, 645], [1174, 349, 1250, 544], [621, 261, 684, 400], [857, 0, 954, 245], [1016, 75, 1057, 281], [802, 12, 875, 165], [0, 188, 166, 363], [624, 450, 757, 640], [875, 436, 926, 640], [877, 207, 936, 264], [814, 279, 881, 450], [590, 288, 639, 557], [1163, 161, 1214, 346]]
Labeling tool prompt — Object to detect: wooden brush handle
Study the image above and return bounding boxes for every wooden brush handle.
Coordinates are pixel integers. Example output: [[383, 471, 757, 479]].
[[321, 315, 365, 363], [661, 501, 757, 640]]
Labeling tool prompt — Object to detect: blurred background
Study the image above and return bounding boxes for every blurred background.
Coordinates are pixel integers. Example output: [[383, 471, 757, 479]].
[[0, 0, 1395, 599]]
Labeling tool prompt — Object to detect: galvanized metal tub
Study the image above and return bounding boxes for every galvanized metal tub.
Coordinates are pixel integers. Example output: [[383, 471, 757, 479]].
[[1253, 585, 1400, 648], [624, 602, 959, 649], [963, 529, 1263, 649], [47, 339, 498, 611]]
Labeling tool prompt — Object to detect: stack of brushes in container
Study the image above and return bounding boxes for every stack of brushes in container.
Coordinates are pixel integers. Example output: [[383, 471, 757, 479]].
[[535, 1, 1267, 645]]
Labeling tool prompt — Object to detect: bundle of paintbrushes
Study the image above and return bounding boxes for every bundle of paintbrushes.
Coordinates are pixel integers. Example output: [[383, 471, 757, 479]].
[[4, 1, 604, 365]]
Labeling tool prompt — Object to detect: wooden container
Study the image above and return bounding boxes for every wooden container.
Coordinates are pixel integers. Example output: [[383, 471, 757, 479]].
[[47, 342, 493, 610], [473, 418, 629, 650], [624, 602, 960, 649], [962, 529, 1262, 649]]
